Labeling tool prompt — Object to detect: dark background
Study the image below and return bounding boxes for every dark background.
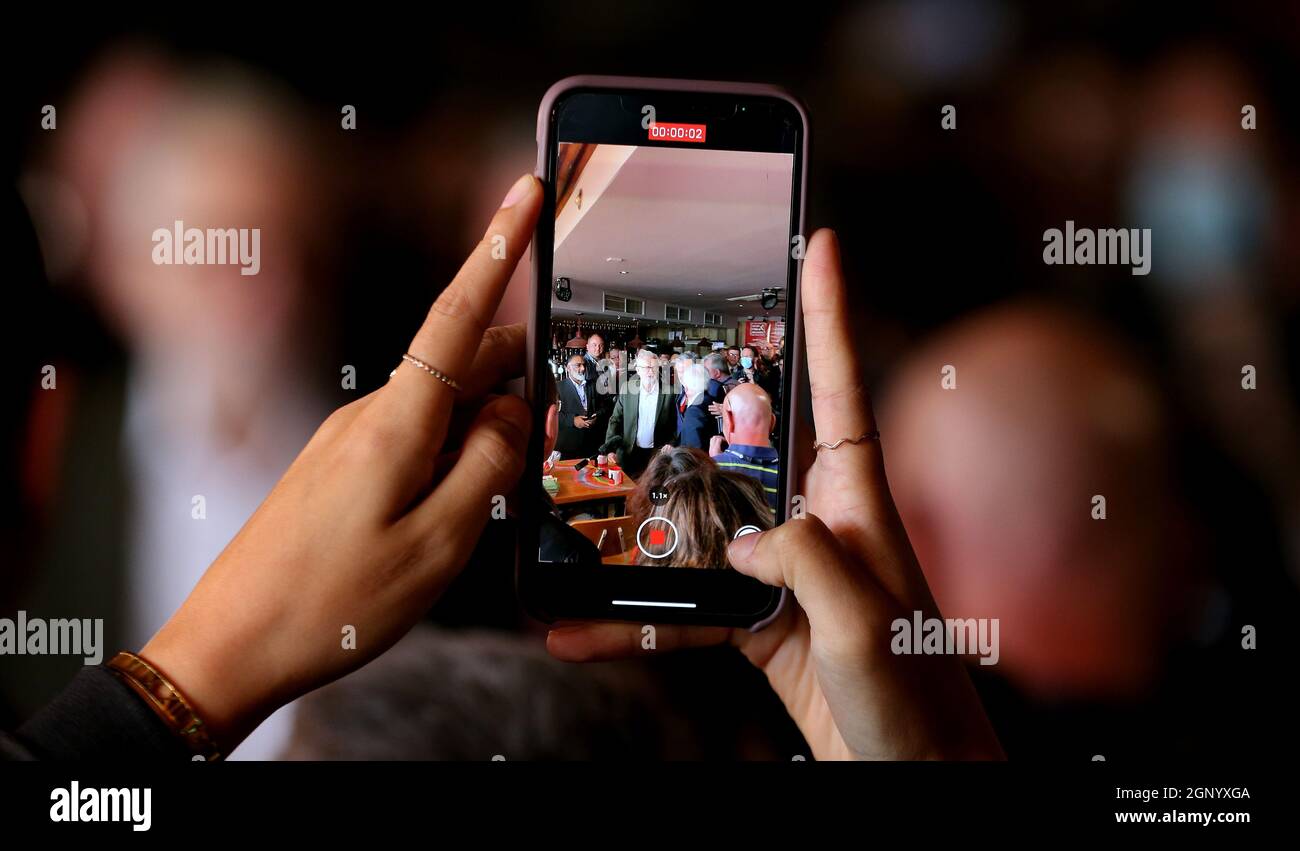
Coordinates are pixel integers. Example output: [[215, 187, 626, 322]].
[[4, 1, 1299, 760]]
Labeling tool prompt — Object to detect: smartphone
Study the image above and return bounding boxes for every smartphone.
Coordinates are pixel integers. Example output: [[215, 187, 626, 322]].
[[519, 75, 808, 628]]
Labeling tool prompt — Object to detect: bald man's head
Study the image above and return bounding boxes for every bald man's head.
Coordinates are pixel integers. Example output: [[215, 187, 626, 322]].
[[722, 383, 775, 447]]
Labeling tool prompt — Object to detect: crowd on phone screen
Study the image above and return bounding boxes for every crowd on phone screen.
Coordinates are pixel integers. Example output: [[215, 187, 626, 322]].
[[541, 331, 785, 567]]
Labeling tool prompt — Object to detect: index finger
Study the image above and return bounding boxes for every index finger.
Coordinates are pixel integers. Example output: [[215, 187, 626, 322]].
[[380, 174, 542, 448], [800, 228, 878, 447]]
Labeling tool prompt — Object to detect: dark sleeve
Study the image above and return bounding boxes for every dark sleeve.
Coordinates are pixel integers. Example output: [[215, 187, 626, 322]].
[[601, 395, 624, 454], [556, 383, 575, 435], [763, 369, 782, 402], [3, 665, 190, 761], [659, 398, 682, 447]]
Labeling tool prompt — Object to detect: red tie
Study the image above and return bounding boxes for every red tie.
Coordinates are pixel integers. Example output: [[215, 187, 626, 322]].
[[679, 398, 687, 414]]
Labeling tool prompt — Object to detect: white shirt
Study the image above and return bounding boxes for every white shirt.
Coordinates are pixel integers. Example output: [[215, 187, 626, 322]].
[[637, 380, 659, 448], [569, 376, 587, 408], [124, 357, 328, 760]]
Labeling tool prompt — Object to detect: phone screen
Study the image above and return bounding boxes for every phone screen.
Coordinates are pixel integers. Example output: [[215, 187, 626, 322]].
[[527, 85, 804, 622]]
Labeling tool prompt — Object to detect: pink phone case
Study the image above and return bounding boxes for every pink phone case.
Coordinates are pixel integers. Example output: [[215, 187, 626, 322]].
[[528, 76, 810, 631]]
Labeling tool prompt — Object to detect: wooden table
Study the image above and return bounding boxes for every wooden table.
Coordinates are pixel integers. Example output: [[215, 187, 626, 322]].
[[546, 459, 638, 510]]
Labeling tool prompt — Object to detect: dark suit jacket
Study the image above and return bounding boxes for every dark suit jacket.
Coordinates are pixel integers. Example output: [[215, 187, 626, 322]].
[[678, 383, 725, 433], [582, 354, 615, 422], [555, 377, 603, 459], [582, 354, 602, 384], [678, 399, 718, 450], [601, 380, 678, 458], [758, 366, 782, 404]]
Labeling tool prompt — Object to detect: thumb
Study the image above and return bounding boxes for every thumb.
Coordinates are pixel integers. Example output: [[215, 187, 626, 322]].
[[727, 515, 893, 654]]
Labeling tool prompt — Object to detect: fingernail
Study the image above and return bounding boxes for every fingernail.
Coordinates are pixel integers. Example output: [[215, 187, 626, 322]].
[[500, 174, 535, 209], [728, 529, 762, 562]]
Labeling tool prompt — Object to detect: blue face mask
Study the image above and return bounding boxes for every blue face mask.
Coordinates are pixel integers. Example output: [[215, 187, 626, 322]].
[[1128, 139, 1268, 295], [740, 356, 754, 369]]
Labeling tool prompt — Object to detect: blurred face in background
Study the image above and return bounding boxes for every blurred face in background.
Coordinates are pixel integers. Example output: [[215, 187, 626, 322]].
[[586, 334, 605, 360], [96, 84, 320, 370], [673, 354, 694, 384]]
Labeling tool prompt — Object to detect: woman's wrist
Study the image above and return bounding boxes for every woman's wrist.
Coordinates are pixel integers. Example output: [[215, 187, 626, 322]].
[[105, 651, 226, 760], [139, 609, 276, 753]]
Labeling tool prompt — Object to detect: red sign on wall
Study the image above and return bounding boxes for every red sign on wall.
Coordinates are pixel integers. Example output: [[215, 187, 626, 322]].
[[744, 320, 785, 347]]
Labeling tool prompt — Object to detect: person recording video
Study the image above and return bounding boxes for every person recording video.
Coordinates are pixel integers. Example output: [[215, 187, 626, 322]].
[[5, 177, 1001, 764]]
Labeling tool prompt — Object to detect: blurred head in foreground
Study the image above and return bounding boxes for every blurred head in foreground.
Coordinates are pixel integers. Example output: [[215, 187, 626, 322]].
[[880, 303, 1198, 701], [282, 625, 699, 760]]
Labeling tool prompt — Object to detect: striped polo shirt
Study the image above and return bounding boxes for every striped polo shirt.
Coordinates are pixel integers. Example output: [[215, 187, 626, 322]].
[[715, 444, 780, 512]]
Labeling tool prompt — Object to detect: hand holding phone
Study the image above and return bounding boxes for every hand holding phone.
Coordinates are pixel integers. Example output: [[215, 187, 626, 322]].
[[520, 76, 808, 627], [547, 231, 1005, 761]]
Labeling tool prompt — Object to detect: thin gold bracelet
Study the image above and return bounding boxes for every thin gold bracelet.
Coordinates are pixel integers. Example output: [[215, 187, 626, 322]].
[[106, 651, 224, 761]]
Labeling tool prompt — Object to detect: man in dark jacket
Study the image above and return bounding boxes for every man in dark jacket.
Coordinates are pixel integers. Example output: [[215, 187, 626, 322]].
[[601, 349, 677, 477], [555, 354, 604, 459]]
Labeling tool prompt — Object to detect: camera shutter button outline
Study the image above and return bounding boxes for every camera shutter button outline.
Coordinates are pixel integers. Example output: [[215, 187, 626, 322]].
[[636, 516, 680, 559]]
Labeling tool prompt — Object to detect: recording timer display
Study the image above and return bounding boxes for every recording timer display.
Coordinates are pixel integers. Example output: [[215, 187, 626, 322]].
[[647, 122, 707, 143]]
